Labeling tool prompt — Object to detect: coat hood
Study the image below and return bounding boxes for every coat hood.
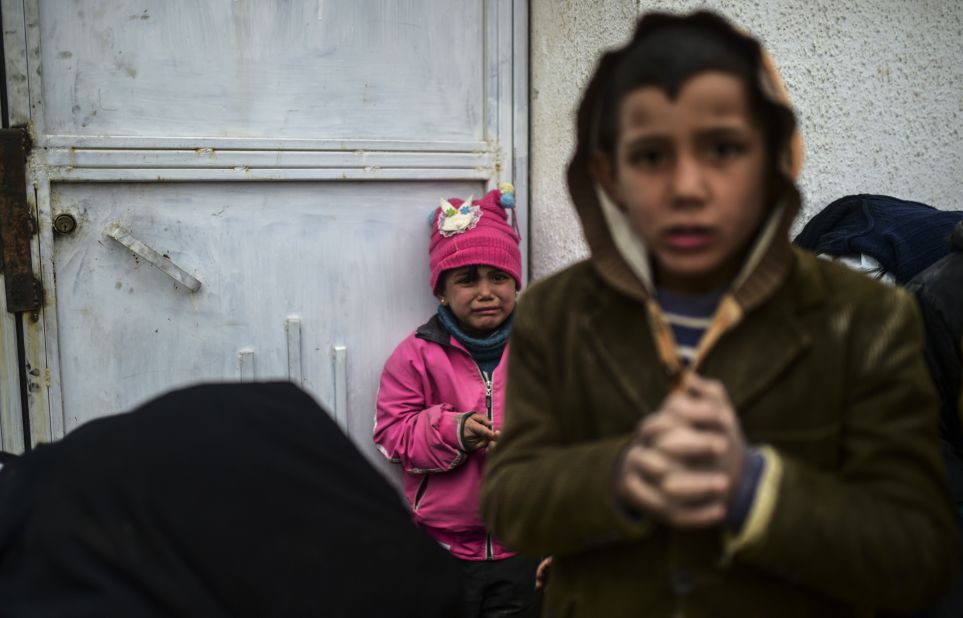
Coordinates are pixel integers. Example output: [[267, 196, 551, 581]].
[[567, 11, 804, 313]]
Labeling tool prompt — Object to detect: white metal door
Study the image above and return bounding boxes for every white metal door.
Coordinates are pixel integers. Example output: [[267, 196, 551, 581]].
[[0, 0, 528, 470]]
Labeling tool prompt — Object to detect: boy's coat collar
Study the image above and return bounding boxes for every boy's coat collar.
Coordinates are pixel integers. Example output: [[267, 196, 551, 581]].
[[593, 182, 799, 376], [578, 255, 817, 414]]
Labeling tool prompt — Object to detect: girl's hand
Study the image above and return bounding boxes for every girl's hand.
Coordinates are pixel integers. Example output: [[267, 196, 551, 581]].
[[535, 556, 553, 590], [485, 429, 502, 453], [461, 413, 495, 451]]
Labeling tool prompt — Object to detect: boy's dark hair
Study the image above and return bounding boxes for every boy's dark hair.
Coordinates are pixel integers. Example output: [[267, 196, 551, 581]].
[[596, 12, 797, 195]]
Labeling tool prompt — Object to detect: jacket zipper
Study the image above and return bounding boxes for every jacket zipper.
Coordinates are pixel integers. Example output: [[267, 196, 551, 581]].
[[413, 475, 430, 512], [480, 368, 494, 560], [418, 332, 502, 560], [482, 370, 493, 423]]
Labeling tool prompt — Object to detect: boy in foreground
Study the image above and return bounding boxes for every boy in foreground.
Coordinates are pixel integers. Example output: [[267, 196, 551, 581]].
[[481, 12, 957, 617]]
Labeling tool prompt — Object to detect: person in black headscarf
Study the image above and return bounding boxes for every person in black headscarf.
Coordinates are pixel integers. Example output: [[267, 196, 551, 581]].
[[0, 382, 463, 618]]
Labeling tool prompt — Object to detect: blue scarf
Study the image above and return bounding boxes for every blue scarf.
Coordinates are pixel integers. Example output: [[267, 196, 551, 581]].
[[436, 306, 513, 374]]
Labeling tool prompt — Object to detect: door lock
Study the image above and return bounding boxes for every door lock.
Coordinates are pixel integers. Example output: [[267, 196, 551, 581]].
[[53, 213, 77, 235]]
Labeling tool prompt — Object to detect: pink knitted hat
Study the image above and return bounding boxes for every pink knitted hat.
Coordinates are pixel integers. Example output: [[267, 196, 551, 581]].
[[429, 187, 522, 293]]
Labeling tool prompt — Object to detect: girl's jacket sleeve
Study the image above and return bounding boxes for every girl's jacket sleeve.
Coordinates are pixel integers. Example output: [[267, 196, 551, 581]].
[[373, 340, 468, 474]]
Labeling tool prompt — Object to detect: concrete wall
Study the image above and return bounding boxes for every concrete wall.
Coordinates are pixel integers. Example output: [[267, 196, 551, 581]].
[[530, 0, 963, 279]]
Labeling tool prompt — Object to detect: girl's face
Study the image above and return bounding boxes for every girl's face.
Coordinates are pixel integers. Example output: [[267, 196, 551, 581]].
[[595, 71, 769, 295], [440, 265, 517, 336]]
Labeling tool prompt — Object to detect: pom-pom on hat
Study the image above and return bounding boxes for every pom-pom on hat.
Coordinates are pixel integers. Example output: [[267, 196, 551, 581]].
[[429, 186, 522, 294]]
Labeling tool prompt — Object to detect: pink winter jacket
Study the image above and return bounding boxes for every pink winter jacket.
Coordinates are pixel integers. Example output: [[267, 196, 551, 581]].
[[374, 315, 515, 561]]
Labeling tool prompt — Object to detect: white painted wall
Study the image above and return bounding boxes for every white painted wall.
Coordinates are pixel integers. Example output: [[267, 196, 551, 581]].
[[530, 0, 963, 279]]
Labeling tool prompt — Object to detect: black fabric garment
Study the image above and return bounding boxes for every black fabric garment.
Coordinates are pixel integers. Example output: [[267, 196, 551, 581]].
[[907, 222, 963, 496], [898, 223, 963, 618], [457, 555, 540, 618], [0, 382, 463, 618]]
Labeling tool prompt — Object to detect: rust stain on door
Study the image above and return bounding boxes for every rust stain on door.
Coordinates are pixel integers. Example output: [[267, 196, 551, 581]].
[[0, 127, 41, 312]]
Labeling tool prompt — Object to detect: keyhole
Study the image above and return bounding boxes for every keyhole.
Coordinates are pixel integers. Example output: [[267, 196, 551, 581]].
[[53, 213, 77, 235]]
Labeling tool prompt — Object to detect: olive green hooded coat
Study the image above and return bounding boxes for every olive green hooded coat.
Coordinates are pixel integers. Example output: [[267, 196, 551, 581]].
[[481, 12, 958, 618]]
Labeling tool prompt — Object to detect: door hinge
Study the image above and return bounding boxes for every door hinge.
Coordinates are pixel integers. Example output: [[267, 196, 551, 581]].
[[0, 127, 40, 313]]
